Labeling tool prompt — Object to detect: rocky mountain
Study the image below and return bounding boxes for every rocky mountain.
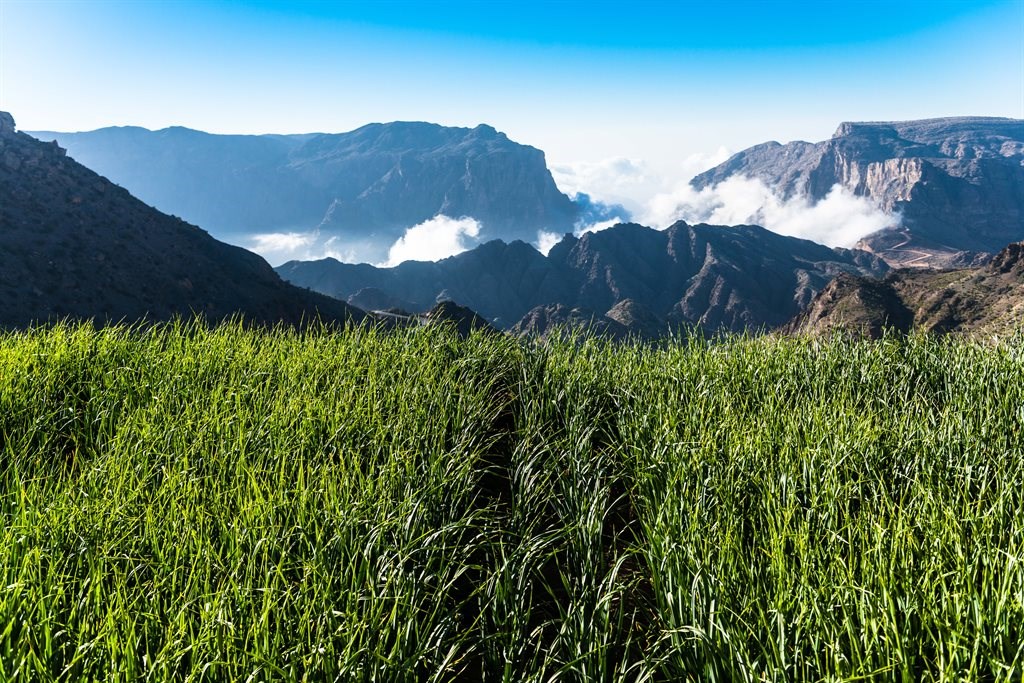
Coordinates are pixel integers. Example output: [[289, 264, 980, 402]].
[[786, 243, 1024, 338], [31, 122, 579, 262], [510, 304, 632, 340], [0, 112, 364, 328], [277, 221, 889, 335], [510, 299, 668, 341], [692, 117, 1024, 267], [360, 301, 497, 338]]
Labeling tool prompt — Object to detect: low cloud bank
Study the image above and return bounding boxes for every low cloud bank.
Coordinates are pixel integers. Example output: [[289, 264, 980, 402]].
[[551, 150, 897, 248], [646, 176, 898, 247], [551, 157, 659, 217], [383, 215, 481, 267], [246, 216, 483, 267], [246, 231, 357, 266]]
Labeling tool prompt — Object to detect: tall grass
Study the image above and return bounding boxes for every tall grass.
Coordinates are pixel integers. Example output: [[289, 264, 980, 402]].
[[0, 322, 1021, 681]]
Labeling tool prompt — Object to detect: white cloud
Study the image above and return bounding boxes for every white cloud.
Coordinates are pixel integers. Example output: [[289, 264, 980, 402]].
[[249, 148, 893, 266], [643, 175, 898, 247], [758, 183, 899, 246], [550, 157, 657, 215], [535, 230, 563, 256], [677, 147, 733, 185], [322, 236, 359, 263], [576, 216, 625, 236], [247, 231, 320, 264], [550, 148, 731, 216], [551, 149, 896, 248], [383, 215, 481, 267], [246, 230, 367, 265], [246, 217, 484, 267]]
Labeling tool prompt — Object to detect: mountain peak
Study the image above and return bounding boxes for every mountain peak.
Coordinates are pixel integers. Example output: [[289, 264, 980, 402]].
[[989, 242, 1024, 276], [472, 123, 499, 135], [831, 121, 899, 139]]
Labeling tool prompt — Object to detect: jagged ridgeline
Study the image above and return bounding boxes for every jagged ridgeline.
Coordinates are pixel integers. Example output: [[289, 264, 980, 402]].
[[277, 222, 889, 335], [0, 112, 364, 327]]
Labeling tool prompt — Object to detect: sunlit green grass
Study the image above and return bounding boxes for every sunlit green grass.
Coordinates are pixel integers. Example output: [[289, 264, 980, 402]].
[[0, 322, 1022, 681]]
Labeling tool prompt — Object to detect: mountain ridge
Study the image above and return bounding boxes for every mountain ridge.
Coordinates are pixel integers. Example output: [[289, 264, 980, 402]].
[[277, 221, 889, 335]]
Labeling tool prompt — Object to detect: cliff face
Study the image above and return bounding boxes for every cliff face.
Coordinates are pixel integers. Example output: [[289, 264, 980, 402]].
[[786, 242, 1024, 338], [0, 112, 363, 328], [277, 221, 889, 336], [31, 122, 579, 262], [693, 117, 1024, 266]]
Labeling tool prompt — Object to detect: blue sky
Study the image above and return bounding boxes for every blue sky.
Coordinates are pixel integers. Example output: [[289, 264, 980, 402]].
[[1, 0, 1022, 170]]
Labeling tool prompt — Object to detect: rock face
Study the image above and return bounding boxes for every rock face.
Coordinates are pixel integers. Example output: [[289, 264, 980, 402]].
[[0, 112, 364, 328], [693, 117, 1024, 267], [786, 244, 1024, 337], [509, 298, 668, 341], [423, 301, 497, 337], [509, 304, 634, 340], [277, 221, 889, 336], [30, 122, 578, 261]]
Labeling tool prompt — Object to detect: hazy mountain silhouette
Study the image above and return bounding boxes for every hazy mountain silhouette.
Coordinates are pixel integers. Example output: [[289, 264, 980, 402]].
[[31, 122, 580, 262]]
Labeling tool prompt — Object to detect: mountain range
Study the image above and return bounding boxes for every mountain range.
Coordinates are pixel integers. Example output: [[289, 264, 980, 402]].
[[7, 111, 1024, 338], [0, 112, 363, 328], [30, 122, 580, 263], [276, 222, 889, 335], [36, 116, 1024, 272], [694, 117, 1024, 267]]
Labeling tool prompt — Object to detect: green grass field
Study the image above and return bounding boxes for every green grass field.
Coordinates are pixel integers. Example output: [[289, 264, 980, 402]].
[[1, 322, 1022, 681]]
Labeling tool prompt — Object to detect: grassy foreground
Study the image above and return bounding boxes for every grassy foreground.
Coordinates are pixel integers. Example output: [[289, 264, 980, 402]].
[[0, 322, 1022, 682]]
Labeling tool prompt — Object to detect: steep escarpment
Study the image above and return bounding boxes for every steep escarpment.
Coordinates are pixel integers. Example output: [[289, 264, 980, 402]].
[[0, 112, 364, 328], [278, 221, 888, 335], [32, 122, 579, 261], [693, 117, 1024, 266], [787, 242, 1024, 337]]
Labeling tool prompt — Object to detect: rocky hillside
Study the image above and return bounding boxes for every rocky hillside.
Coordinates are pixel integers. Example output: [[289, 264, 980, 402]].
[[31, 122, 579, 262], [510, 299, 668, 341], [277, 221, 889, 335], [0, 112, 364, 328], [693, 117, 1024, 267], [786, 243, 1024, 337]]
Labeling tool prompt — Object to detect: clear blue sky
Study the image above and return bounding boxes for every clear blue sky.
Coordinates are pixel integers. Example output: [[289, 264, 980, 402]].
[[1, 0, 1022, 168]]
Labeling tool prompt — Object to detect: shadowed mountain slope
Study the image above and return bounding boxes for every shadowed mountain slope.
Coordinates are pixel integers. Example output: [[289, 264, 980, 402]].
[[0, 112, 364, 328]]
